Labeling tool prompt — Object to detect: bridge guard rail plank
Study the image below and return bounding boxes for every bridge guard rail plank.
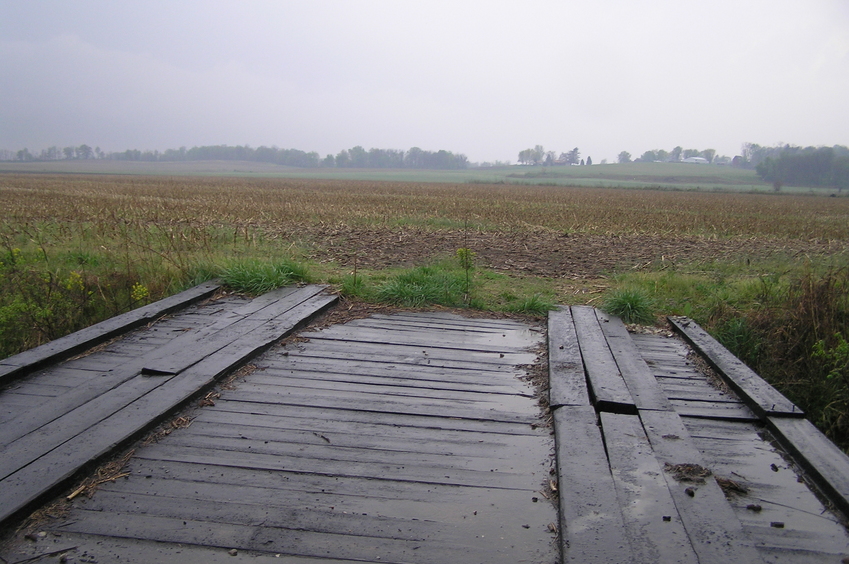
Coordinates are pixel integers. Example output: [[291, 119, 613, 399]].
[[0, 281, 221, 387], [767, 416, 849, 517], [0, 288, 337, 528], [667, 316, 803, 418]]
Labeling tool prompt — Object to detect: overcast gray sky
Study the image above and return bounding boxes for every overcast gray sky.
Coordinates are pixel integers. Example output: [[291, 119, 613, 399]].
[[1, 0, 847, 163]]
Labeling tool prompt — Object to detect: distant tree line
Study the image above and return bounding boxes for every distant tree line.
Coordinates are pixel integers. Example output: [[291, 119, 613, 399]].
[[2, 144, 469, 170], [617, 146, 723, 164], [517, 145, 591, 166], [754, 145, 849, 191]]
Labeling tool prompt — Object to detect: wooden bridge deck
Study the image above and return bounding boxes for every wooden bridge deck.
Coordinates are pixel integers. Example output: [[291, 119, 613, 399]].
[[1, 288, 848, 563]]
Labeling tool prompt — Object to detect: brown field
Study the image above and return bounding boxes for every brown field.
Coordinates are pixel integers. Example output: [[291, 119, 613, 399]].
[[2, 174, 847, 280]]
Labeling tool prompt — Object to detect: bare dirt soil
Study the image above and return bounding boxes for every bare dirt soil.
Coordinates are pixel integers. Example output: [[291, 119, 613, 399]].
[[304, 226, 845, 278]]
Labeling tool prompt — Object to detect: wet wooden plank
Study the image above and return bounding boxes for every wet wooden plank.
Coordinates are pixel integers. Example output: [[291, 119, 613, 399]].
[[768, 416, 849, 516], [0, 290, 337, 528], [686, 417, 849, 560], [223, 387, 538, 425], [178, 418, 546, 460], [56, 507, 538, 564], [253, 363, 533, 395], [5, 532, 373, 564], [600, 412, 698, 563], [141, 285, 325, 375], [570, 306, 636, 414], [0, 365, 152, 446], [595, 311, 673, 412], [0, 281, 220, 386], [124, 457, 544, 510], [304, 325, 537, 354], [234, 375, 531, 403], [655, 378, 733, 402], [668, 316, 803, 418], [291, 339, 537, 367], [547, 306, 590, 407], [206, 399, 541, 437], [638, 409, 765, 563], [671, 399, 759, 421], [0, 372, 174, 480], [152, 431, 545, 477], [279, 345, 524, 373], [553, 405, 634, 563], [259, 357, 527, 388]]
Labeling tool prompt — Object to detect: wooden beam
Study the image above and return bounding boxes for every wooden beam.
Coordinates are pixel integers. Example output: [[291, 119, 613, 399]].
[[668, 316, 803, 418], [571, 306, 636, 414], [595, 310, 672, 412], [553, 405, 634, 563], [547, 307, 590, 407], [0, 281, 220, 387]]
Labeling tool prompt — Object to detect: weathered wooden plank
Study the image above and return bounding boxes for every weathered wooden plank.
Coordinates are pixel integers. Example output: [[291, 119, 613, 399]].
[[600, 412, 699, 563], [258, 361, 526, 393], [83, 489, 437, 541], [5, 532, 373, 564], [57, 508, 535, 564], [638, 409, 765, 563], [223, 387, 539, 425], [547, 306, 590, 407], [209, 399, 541, 436], [768, 416, 849, 517], [741, 522, 849, 554], [2, 382, 73, 397], [305, 325, 537, 354], [0, 281, 220, 387], [553, 405, 634, 563], [122, 457, 542, 508], [345, 317, 526, 335], [234, 376, 531, 403], [278, 347, 522, 373], [0, 372, 173, 479], [180, 418, 547, 460], [0, 291, 337, 528], [291, 339, 538, 367], [671, 399, 759, 421], [668, 316, 803, 418], [369, 311, 528, 329], [596, 310, 673, 412], [570, 306, 636, 414], [133, 442, 538, 490], [141, 285, 325, 375], [249, 368, 529, 396], [687, 417, 849, 559], [655, 379, 733, 402], [158, 431, 546, 475]]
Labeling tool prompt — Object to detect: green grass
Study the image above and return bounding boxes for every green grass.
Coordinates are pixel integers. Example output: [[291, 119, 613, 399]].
[[601, 288, 656, 324], [218, 258, 311, 295]]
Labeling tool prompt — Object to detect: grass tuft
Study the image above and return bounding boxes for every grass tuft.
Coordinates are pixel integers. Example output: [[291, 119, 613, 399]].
[[505, 294, 555, 315], [376, 266, 466, 307], [602, 288, 656, 324], [219, 259, 310, 295]]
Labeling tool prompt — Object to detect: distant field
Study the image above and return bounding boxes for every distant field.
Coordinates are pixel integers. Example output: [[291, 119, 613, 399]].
[[0, 159, 827, 193]]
